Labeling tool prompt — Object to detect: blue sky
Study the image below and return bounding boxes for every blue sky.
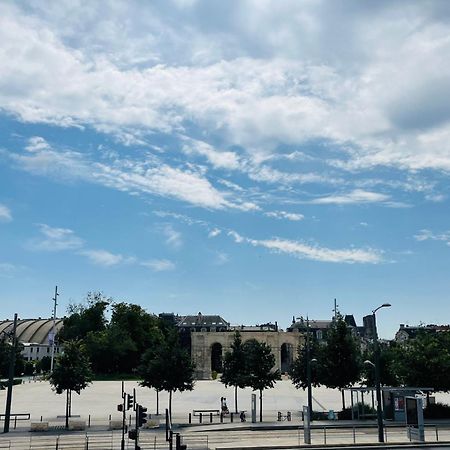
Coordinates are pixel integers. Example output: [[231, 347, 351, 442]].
[[1, 0, 450, 338]]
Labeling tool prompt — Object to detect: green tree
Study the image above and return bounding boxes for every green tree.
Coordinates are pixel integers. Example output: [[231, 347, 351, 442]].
[[221, 332, 247, 413], [36, 356, 51, 374], [394, 331, 450, 392], [363, 342, 400, 387], [48, 341, 93, 428], [290, 338, 324, 390], [243, 339, 281, 422], [139, 329, 195, 421], [109, 302, 161, 372], [0, 338, 25, 378], [58, 292, 109, 342], [320, 315, 361, 408]]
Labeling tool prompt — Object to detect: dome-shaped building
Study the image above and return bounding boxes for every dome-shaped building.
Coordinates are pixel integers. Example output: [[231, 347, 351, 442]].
[[0, 318, 64, 361]]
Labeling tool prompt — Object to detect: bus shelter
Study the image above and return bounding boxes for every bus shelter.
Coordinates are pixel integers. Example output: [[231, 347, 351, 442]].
[[344, 387, 433, 422]]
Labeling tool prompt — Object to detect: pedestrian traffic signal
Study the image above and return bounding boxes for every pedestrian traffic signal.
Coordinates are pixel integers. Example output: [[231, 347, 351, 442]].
[[128, 428, 137, 440], [127, 394, 134, 410], [117, 403, 123, 412], [137, 405, 148, 427]]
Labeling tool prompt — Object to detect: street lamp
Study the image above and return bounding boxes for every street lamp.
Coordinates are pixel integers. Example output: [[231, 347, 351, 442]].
[[372, 303, 391, 443]]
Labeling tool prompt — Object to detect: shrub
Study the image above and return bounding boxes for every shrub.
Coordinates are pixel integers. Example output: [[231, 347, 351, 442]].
[[338, 402, 376, 420], [211, 370, 218, 380], [424, 402, 450, 419]]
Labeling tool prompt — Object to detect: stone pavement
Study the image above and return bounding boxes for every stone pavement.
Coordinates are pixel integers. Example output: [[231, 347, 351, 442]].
[[2, 380, 450, 449]]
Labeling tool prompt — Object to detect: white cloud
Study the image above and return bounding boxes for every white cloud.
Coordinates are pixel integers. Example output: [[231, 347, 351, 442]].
[[9, 139, 258, 211], [29, 224, 84, 251], [182, 138, 241, 170], [414, 229, 450, 246], [228, 230, 383, 264], [78, 249, 127, 266], [208, 228, 222, 238], [0, 262, 18, 278], [141, 259, 175, 271], [0, 204, 12, 222], [310, 190, 390, 205], [265, 210, 304, 221], [162, 224, 183, 250], [214, 252, 229, 265]]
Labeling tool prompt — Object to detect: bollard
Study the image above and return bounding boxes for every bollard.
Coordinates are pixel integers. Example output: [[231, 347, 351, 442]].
[[14, 416, 17, 429], [199, 413, 202, 424], [188, 413, 192, 424], [352, 426, 356, 444], [220, 413, 223, 423], [323, 426, 327, 445], [277, 411, 281, 421], [287, 411, 291, 421], [88, 414, 91, 428], [176, 433, 181, 450], [108, 414, 111, 421], [40, 415, 43, 422], [230, 413, 233, 423], [436, 425, 439, 441], [210, 412, 213, 423]]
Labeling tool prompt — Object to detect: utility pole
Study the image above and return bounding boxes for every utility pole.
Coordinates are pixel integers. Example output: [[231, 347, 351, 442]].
[[3, 313, 18, 433], [50, 286, 59, 373], [306, 316, 312, 422], [333, 298, 339, 320]]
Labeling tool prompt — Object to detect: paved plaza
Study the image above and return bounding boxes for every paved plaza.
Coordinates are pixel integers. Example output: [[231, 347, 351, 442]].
[[2, 380, 450, 449], [1, 378, 347, 424]]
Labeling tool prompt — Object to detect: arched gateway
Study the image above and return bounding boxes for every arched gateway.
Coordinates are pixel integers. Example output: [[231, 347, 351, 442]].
[[191, 331, 303, 379]]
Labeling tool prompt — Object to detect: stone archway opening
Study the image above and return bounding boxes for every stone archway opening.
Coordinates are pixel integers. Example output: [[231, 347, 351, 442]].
[[211, 342, 223, 373], [281, 343, 293, 373]]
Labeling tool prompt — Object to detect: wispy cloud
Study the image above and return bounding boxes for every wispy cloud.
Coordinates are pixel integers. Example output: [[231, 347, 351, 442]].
[[414, 229, 450, 246], [0, 262, 20, 278], [228, 230, 382, 264], [78, 249, 132, 267], [264, 210, 304, 221], [0, 204, 12, 222], [309, 190, 390, 205], [208, 228, 222, 238], [141, 259, 175, 271], [28, 224, 84, 251], [9, 137, 259, 211], [162, 224, 183, 250]]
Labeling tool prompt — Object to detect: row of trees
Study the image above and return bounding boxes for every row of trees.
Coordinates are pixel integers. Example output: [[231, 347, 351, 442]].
[[290, 314, 450, 405], [221, 333, 281, 421]]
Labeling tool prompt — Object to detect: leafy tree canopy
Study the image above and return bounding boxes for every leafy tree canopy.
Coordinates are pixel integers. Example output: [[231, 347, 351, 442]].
[[58, 292, 110, 342], [394, 331, 450, 392], [243, 339, 281, 392], [49, 340, 93, 394], [320, 315, 361, 390]]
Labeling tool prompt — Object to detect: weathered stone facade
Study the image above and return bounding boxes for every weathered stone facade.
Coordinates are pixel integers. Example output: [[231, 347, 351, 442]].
[[191, 330, 304, 379]]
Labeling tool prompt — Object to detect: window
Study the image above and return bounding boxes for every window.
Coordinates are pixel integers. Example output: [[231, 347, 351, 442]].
[[316, 330, 323, 340]]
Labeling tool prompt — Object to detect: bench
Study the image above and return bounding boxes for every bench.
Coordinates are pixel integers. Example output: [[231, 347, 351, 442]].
[[68, 420, 86, 431], [192, 409, 220, 416], [0, 413, 30, 421], [109, 420, 123, 430], [31, 422, 49, 432]]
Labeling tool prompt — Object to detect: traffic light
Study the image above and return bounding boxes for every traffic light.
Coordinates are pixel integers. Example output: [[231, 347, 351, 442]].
[[137, 405, 148, 427], [128, 428, 137, 440], [126, 394, 134, 410]]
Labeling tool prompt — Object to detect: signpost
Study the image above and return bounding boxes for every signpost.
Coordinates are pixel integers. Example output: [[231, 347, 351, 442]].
[[303, 405, 311, 444], [405, 396, 424, 442]]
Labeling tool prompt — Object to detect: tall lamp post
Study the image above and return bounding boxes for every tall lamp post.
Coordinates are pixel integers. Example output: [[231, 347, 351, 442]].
[[372, 303, 391, 443]]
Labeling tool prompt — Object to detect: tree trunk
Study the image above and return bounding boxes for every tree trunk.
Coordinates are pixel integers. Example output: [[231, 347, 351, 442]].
[[68, 390, 72, 417], [259, 390, 263, 422], [65, 389, 69, 429], [169, 390, 172, 424], [341, 389, 345, 410], [234, 385, 238, 413], [156, 389, 159, 415]]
